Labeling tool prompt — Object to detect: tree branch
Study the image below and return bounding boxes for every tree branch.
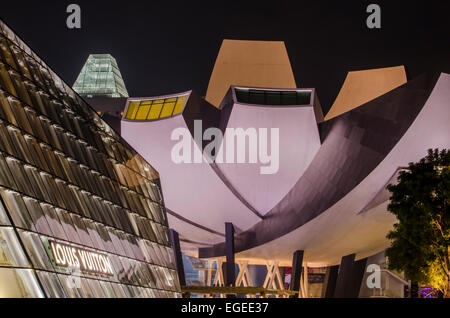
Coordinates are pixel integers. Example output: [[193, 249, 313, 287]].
[[433, 220, 449, 243]]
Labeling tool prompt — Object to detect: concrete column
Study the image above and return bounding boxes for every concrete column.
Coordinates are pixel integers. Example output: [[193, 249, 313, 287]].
[[334, 254, 368, 298], [169, 229, 186, 287], [222, 261, 228, 286], [225, 222, 235, 287], [334, 254, 355, 298], [225, 223, 235, 298], [322, 265, 339, 298], [348, 258, 368, 298], [289, 250, 304, 297]]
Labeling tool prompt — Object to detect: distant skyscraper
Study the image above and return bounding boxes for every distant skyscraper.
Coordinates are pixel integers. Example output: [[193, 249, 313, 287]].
[[73, 54, 129, 98]]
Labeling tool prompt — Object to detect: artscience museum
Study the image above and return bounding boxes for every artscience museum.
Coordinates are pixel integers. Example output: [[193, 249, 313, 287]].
[[117, 40, 450, 297]]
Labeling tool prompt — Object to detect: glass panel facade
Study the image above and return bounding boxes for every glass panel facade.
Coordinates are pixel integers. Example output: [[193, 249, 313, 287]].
[[72, 54, 129, 98], [0, 267, 44, 298], [0, 19, 180, 298], [125, 95, 188, 121], [235, 88, 312, 106]]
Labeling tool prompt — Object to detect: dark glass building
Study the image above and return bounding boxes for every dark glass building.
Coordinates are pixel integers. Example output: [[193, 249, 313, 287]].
[[0, 20, 181, 298], [73, 54, 129, 99]]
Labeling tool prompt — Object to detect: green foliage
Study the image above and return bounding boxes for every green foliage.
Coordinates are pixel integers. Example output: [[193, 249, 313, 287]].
[[386, 149, 450, 295]]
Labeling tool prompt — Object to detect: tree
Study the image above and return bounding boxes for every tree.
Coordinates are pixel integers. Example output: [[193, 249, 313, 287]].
[[386, 149, 450, 297]]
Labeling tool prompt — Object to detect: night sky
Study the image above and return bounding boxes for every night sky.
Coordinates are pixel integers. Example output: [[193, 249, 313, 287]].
[[1, 1, 449, 113]]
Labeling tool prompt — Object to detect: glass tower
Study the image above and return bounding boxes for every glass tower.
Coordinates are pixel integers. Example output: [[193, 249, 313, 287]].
[[73, 54, 129, 98], [0, 20, 180, 298]]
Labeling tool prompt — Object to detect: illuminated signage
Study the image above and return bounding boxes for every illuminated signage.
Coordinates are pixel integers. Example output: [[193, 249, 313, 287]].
[[49, 241, 114, 276]]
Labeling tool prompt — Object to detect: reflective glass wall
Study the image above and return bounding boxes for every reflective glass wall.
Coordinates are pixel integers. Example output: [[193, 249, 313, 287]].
[[0, 20, 180, 298], [73, 54, 129, 98]]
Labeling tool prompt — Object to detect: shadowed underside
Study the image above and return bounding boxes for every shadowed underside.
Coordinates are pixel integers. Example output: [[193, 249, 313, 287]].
[[324, 66, 407, 120]]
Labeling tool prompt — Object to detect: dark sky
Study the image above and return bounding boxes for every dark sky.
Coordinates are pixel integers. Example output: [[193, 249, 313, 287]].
[[1, 1, 449, 113]]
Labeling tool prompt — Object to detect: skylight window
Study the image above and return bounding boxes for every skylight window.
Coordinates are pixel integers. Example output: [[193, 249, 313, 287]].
[[125, 95, 188, 121], [235, 88, 312, 106]]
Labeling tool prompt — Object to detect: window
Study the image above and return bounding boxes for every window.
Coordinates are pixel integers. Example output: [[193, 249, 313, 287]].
[[57, 273, 83, 298], [0, 268, 44, 298], [22, 197, 52, 235], [0, 197, 10, 225], [99, 280, 117, 298], [0, 227, 30, 267], [135, 105, 150, 120], [0, 152, 16, 189], [125, 95, 188, 121], [18, 230, 53, 270], [36, 271, 66, 298], [235, 88, 312, 106], [0, 188, 35, 231]]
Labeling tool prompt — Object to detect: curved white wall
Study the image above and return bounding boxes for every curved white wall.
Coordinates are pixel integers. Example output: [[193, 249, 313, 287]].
[[216, 103, 321, 214], [121, 110, 261, 245]]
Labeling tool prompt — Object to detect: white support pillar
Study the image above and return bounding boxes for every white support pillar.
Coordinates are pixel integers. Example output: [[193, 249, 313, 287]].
[[275, 263, 284, 290], [263, 261, 274, 289], [236, 260, 253, 287], [212, 258, 225, 287], [299, 269, 305, 298], [263, 261, 284, 291], [235, 260, 256, 298], [303, 263, 309, 298], [207, 260, 213, 287]]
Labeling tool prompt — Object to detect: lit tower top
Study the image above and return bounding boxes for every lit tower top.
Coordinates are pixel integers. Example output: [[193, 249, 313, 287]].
[[73, 54, 129, 98]]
